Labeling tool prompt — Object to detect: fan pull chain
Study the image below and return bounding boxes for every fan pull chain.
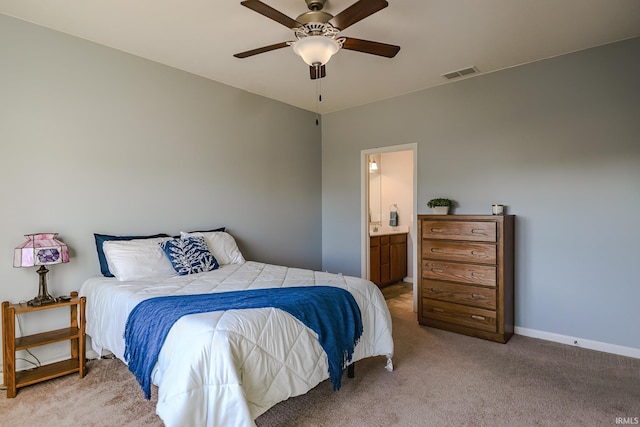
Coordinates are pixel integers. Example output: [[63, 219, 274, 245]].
[[315, 65, 322, 126]]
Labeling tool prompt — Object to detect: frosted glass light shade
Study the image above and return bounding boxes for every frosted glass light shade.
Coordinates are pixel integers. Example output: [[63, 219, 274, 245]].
[[292, 36, 340, 66]]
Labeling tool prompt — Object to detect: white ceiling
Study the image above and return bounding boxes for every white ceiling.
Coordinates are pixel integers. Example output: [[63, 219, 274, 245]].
[[1, 0, 639, 113]]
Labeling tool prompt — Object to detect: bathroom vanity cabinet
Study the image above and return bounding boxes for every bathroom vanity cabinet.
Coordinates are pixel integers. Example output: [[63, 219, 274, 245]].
[[370, 232, 407, 287]]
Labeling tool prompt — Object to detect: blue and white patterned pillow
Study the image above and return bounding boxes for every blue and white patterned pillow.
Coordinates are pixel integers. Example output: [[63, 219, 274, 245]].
[[160, 236, 219, 276]]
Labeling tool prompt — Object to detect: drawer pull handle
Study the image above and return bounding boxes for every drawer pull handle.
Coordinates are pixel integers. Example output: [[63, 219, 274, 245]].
[[471, 293, 485, 299], [430, 288, 442, 293], [431, 268, 444, 273], [471, 250, 487, 256], [471, 315, 486, 321], [432, 307, 445, 313], [471, 272, 485, 278], [471, 229, 487, 235], [430, 248, 444, 253], [431, 228, 444, 233]]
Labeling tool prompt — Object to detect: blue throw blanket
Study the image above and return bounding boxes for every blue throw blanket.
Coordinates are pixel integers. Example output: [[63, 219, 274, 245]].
[[124, 286, 363, 399]]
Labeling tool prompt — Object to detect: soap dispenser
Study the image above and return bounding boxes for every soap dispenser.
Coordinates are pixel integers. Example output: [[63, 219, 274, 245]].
[[389, 204, 398, 227]]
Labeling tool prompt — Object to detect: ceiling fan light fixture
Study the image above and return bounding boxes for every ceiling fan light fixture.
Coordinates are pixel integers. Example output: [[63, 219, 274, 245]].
[[292, 35, 340, 66], [235, 1, 400, 80]]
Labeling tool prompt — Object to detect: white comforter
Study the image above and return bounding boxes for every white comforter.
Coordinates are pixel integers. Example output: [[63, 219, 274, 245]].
[[79, 261, 394, 427]]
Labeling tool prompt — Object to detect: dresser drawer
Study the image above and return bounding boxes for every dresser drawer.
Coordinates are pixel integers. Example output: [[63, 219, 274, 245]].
[[422, 260, 496, 287], [422, 280, 496, 310], [422, 299, 497, 333], [422, 220, 496, 242], [422, 241, 496, 264]]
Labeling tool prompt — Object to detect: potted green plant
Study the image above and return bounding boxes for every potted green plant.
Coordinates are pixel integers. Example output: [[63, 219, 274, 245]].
[[427, 198, 454, 214]]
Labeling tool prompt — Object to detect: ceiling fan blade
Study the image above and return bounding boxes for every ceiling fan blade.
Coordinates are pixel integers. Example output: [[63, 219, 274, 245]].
[[330, 0, 388, 30], [240, 0, 301, 29], [342, 37, 400, 58], [234, 41, 290, 58], [310, 65, 327, 80]]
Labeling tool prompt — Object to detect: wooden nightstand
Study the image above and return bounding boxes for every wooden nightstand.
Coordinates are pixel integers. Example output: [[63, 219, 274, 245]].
[[2, 291, 86, 397]]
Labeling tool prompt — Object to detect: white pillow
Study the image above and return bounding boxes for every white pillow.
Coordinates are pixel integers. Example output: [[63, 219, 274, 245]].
[[103, 237, 176, 281], [180, 231, 245, 265]]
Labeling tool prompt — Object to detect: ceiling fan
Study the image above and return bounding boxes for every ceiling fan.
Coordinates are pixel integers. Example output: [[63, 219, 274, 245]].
[[234, 0, 400, 79]]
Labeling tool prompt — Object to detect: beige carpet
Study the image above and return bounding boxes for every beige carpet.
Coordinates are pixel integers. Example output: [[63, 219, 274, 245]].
[[1, 282, 639, 426]]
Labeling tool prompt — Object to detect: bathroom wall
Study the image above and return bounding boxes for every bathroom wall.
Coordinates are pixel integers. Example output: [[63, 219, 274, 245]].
[[379, 150, 414, 281]]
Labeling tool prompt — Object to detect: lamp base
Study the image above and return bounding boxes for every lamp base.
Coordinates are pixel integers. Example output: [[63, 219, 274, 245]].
[[27, 265, 58, 306], [27, 294, 58, 306]]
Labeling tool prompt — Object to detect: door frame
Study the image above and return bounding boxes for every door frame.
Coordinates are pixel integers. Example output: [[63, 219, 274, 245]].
[[360, 143, 418, 311]]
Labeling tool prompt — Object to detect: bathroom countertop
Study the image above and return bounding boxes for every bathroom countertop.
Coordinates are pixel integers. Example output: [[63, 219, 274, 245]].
[[369, 225, 409, 236]]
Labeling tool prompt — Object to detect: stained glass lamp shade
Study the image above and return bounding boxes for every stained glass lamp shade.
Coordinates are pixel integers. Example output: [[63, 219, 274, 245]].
[[14, 233, 69, 306]]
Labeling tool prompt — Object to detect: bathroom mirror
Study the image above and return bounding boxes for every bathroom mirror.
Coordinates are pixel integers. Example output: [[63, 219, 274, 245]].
[[368, 155, 382, 226]]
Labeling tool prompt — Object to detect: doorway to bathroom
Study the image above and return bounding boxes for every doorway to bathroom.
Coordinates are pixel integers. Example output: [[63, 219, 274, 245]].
[[361, 143, 417, 312]]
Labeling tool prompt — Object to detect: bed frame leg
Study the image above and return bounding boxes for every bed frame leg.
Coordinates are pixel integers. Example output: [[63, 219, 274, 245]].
[[347, 363, 355, 378]]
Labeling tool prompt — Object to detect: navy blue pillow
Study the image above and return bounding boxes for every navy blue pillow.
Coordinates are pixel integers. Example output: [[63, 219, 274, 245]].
[[161, 236, 219, 276], [190, 226, 225, 233], [94, 233, 170, 277]]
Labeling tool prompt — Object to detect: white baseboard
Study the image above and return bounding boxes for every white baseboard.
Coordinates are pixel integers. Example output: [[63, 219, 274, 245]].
[[515, 327, 640, 359]]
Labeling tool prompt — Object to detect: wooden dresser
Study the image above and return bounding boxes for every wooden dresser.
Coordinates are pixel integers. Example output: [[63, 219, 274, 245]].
[[417, 215, 514, 343]]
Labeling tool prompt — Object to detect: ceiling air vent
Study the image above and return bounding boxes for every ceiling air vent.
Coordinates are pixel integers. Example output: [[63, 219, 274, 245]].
[[442, 66, 478, 80]]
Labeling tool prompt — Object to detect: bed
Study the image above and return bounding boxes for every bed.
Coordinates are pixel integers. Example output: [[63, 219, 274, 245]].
[[79, 230, 394, 427]]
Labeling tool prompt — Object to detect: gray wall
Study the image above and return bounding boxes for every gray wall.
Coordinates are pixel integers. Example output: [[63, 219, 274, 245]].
[[322, 37, 640, 349], [0, 14, 322, 362]]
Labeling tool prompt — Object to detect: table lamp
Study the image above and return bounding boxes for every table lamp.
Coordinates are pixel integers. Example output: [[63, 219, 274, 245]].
[[13, 233, 69, 306]]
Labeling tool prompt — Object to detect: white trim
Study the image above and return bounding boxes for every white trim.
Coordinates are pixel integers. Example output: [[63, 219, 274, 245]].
[[360, 152, 369, 279], [515, 327, 640, 359]]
